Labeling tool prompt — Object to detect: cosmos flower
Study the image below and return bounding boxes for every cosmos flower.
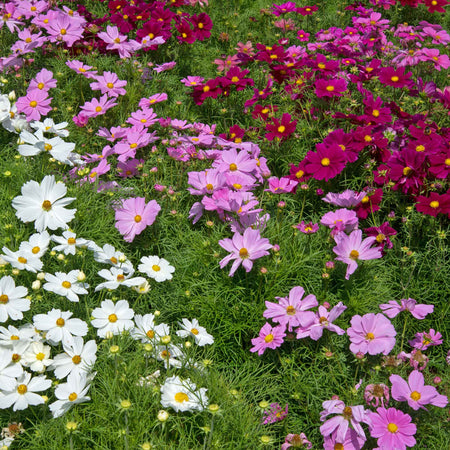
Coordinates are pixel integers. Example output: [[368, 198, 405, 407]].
[[160, 375, 208, 412]]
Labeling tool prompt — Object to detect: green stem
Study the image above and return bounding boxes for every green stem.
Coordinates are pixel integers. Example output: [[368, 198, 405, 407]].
[[400, 314, 408, 353]]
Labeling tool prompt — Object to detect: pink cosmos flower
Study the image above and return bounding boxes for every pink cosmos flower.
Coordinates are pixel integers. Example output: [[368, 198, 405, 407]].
[[66, 60, 98, 79], [320, 400, 370, 442], [79, 95, 118, 119], [315, 78, 348, 98], [379, 298, 434, 319], [262, 402, 288, 424], [29, 68, 57, 92], [347, 313, 396, 356], [409, 329, 443, 350], [263, 286, 318, 332], [296, 302, 346, 341], [97, 25, 140, 59], [320, 208, 359, 236], [114, 197, 161, 242], [282, 433, 312, 450], [390, 370, 448, 411], [139, 93, 168, 108], [218, 228, 272, 276], [322, 190, 366, 207], [365, 383, 390, 408], [333, 230, 382, 280], [265, 176, 298, 193], [181, 76, 205, 87], [250, 322, 286, 355], [46, 11, 84, 47], [15, 89, 52, 121], [296, 221, 319, 234], [368, 407, 416, 450], [90, 71, 127, 97], [323, 428, 366, 450]]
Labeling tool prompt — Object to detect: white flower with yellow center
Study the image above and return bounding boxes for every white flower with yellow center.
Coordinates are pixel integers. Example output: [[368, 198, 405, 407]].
[[155, 344, 184, 369], [130, 313, 157, 343], [49, 371, 92, 418], [43, 270, 89, 302], [22, 341, 52, 373], [94, 267, 145, 292], [11, 175, 76, 232], [19, 231, 50, 258], [33, 309, 88, 346], [0, 372, 51, 411], [0, 324, 36, 348], [91, 299, 134, 338], [31, 118, 70, 138], [138, 256, 175, 282], [50, 336, 97, 380], [1, 247, 43, 273], [51, 230, 90, 255], [0, 348, 23, 391], [176, 318, 214, 347], [0, 276, 30, 323], [92, 243, 134, 273], [160, 375, 208, 413]]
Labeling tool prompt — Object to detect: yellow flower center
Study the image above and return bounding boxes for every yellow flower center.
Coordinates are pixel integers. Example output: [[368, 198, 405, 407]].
[[321, 158, 331, 167], [62, 281, 72, 289], [116, 274, 125, 282], [0, 294, 9, 304], [134, 215, 142, 223], [108, 314, 118, 323], [205, 183, 213, 191], [231, 76, 239, 83], [391, 76, 399, 82], [110, 257, 118, 264], [37, 82, 45, 89], [72, 355, 81, 364], [334, 444, 344, 450], [78, 68, 86, 72], [130, 143, 138, 149], [174, 392, 189, 403], [36, 352, 45, 361], [349, 250, 359, 260], [31, 246, 40, 254], [410, 391, 421, 401], [203, 86, 210, 93], [60, 28, 67, 35], [68, 237, 76, 245], [114, 38, 121, 43], [11, 335, 19, 340], [403, 166, 412, 176], [146, 330, 155, 339], [343, 406, 353, 419], [387, 423, 398, 433], [17, 384, 27, 395], [364, 135, 372, 142], [286, 305, 296, 315], [229, 163, 238, 172], [107, 82, 114, 88], [44, 143, 52, 151], [198, 23, 204, 29], [264, 333, 274, 343], [278, 125, 286, 133], [295, 170, 304, 179], [152, 265, 161, 272], [415, 145, 425, 152], [444, 158, 450, 166], [372, 109, 380, 117], [318, 63, 326, 69], [239, 248, 249, 258], [18, 256, 27, 264], [69, 392, 78, 401], [365, 332, 375, 340], [339, 144, 346, 151], [191, 328, 199, 335], [95, 106, 102, 113], [29, 100, 38, 108], [56, 318, 65, 327], [376, 233, 386, 243], [148, 33, 154, 39], [429, 201, 439, 209], [233, 183, 242, 190], [326, 85, 335, 92]]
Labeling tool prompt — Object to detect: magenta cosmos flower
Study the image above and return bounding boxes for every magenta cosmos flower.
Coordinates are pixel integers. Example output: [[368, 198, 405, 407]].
[[114, 197, 161, 243], [333, 229, 382, 280], [347, 313, 396, 356], [390, 370, 448, 411], [304, 143, 346, 181], [368, 407, 416, 450], [409, 329, 443, 350], [315, 78, 348, 98], [250, 322, 286, 355], [218, 227, 272, 276], [296, 221, 319, 234]]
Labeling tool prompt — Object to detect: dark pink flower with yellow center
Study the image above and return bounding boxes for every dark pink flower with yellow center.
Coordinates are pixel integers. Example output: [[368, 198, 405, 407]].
[[304, 144, 346, 182], [114, 197, 161, 243], [265, 113, 297, 141], [378, 66, 412, 88], [315, 78, 348, 98], [250, 322, 286, 355], [364, 222, 397, 251], [347, 313, 396, 356], [409, 329, 443, 350], [390, 370, 448, 411], [218, 227, 272, 277], [415, 192, 450, 217], [368, 407, 416, 450]]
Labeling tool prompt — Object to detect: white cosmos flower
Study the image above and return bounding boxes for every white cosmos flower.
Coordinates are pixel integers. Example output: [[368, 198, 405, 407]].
[[8, 340, 31, 369], [91, 299, 134, 338], [0, 348, 24, 391], [33, 309, 88, 346], [11, 175, 76, 232], [50, 231, 89, 255], [49, 371, 92, 418], [160, 375, 208, 413], [19, 231, 50, 258], [0, 276, 30, 322], [0, 372, 51, 411], [138, 256, 175, 282], [130, 313, 157, 343], [94, 267, 145, 292], [50, 337, 97, 380], [155, 344, 184, 369], [0, 324, 36, 348], [22, 341, 52, 373], [1, 247, 43, 273], [43, 270, 89, 302], [30, 118, 70, 137], [92, 243, 134, 273], [176, 318, 214, 347]]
